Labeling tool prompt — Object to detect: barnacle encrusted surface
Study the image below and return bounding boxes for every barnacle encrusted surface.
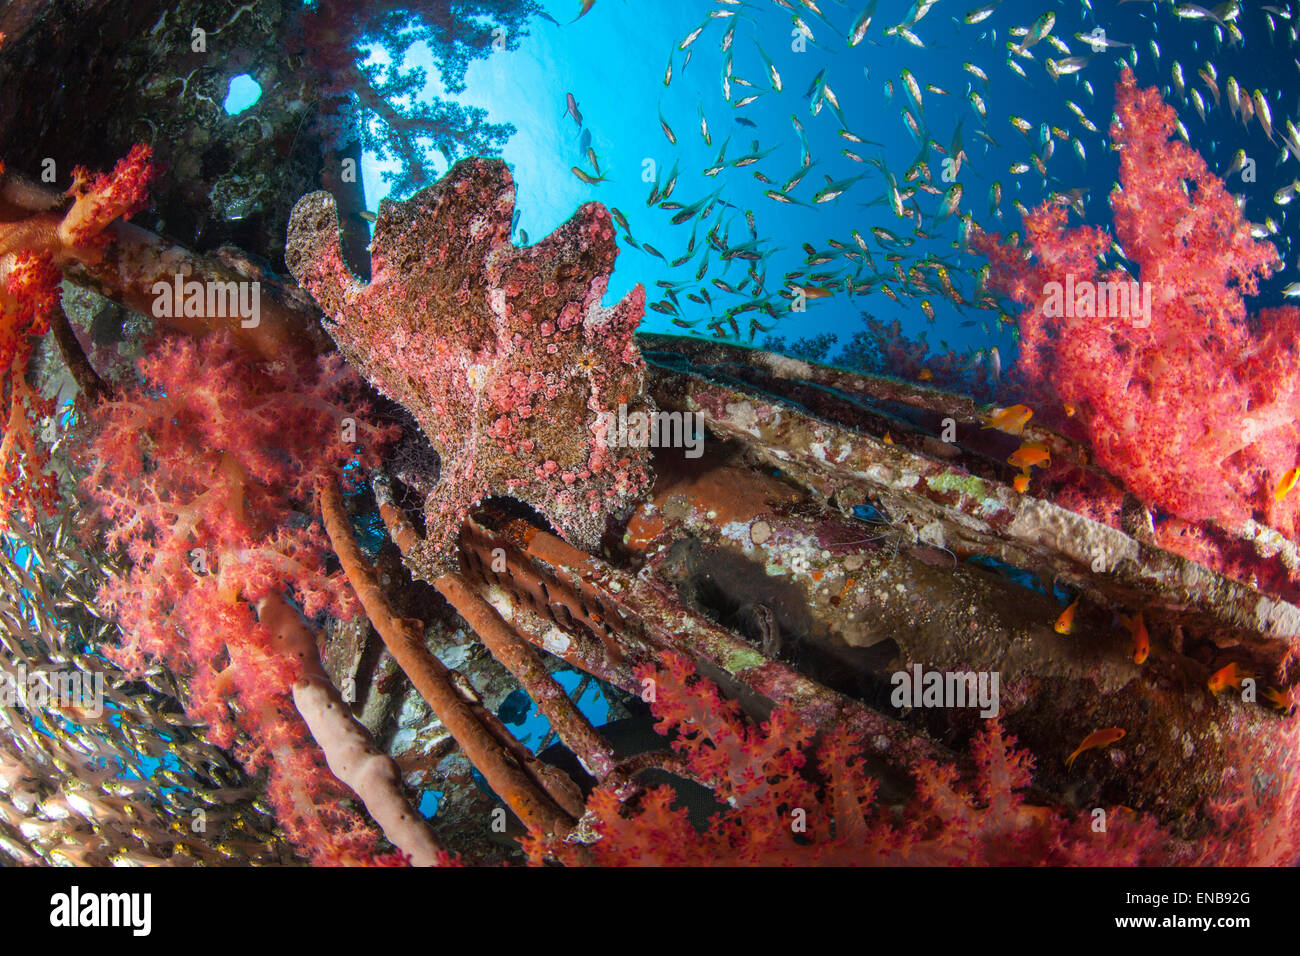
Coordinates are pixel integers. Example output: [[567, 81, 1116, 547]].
[[286, 158, 653, 579]]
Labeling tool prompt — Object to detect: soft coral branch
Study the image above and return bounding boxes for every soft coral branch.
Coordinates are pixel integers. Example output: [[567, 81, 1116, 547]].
[[524, 653, 1300, 866], [0, 145, 153, 528], [57, 143, 153, 256], [975, 69, 1296, 536], [81, 331, 406, 864]]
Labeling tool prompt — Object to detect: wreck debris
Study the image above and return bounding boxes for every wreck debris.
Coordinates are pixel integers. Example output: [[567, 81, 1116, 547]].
[[617, 449, 1300, 822], [317, 478, 582, 839], [434, 572, 620, 783], [640, 337, 1300, 685], [457, 509, 947, 770]]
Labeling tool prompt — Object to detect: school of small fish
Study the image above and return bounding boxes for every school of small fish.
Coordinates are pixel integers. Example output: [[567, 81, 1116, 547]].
[[549, 0, 1300, 796], [552, 0, 1299, 359]]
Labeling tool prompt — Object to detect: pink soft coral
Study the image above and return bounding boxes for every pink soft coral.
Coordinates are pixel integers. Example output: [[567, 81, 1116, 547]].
[[975, 69, 1296, 529], [82, 332, 399, 864], [524, 653, 1215, 866]]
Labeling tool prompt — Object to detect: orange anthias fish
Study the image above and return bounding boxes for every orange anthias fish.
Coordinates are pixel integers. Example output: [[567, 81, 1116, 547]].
[[1276, 467, 1300, 501], [1263, 686, 1297, 713], [1008, 441, 1051, 471], [919, 368, 934, 381], [1054, 595, 1080, 634], [1012, 471, 1031, 493], [1066, 727, 1126, 770], [1208, 662, 1249, 694], [1122, 611, 1149, 665], [795, 286, 833, 300], [982, 403, 1033, 435]]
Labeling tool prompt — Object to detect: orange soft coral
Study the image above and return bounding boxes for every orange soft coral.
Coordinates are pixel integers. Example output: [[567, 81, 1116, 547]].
[[0, 144, 153, 527], [58, 143, 154, 256]]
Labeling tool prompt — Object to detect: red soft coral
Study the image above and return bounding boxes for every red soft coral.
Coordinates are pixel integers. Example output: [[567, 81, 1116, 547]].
[[974, 69, 1295, 530], [82, 331, 399, 864], [0, 372, 56, 526], [0, 251, 63, 528], [59, 143, 154, 255], [0, 145, 154, 528], [529, 654, 1300, 865], [524, 654, 1190, 865]]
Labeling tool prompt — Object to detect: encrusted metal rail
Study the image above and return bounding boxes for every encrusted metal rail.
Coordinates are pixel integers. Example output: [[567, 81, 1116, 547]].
[[458, 509, 949, 769], [640, 336, 1300, 685]]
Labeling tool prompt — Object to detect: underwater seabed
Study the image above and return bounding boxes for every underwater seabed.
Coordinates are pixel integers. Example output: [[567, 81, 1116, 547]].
[[0, 0, 1299, 870]]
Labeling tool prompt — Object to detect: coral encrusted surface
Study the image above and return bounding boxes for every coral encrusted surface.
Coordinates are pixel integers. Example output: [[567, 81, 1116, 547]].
[[286, 157, 654, 579]]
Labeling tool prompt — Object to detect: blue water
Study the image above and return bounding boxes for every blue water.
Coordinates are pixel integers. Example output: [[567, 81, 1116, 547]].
[[224, 74, 263, 115], [356, 0, 1297, 384], [497, 668, 614, 750]]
